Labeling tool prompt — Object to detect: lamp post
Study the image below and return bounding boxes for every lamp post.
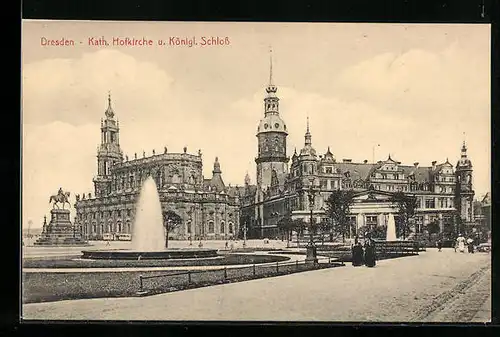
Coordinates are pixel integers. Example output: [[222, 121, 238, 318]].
[[242, 222, 248, 248], [305, 179, 318, 264]]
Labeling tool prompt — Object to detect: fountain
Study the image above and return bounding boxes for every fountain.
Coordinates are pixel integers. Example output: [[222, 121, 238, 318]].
[[131, 177, 166, 252], [81, 176, 217, 260], [386, 213, 397, 241]]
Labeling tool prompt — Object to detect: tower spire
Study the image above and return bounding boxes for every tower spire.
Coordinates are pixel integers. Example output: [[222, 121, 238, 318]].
[[105, 91, 114, 119], [304, 115, 312, 146], [269, 46, 273, 85]]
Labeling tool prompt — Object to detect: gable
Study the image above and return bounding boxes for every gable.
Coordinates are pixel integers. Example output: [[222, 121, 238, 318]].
[[352, 189, 395, 202]]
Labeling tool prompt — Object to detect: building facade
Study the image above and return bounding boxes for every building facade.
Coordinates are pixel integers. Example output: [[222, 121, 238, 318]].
[[240, 63, 475, 240], [74, 95, 240, 240]]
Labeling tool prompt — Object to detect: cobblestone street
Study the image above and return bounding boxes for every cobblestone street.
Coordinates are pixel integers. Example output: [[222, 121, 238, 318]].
[[22, 248, 491, 322]]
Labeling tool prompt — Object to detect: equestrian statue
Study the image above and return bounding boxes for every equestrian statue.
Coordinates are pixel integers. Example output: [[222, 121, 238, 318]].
[[49, 187, 71, 209]]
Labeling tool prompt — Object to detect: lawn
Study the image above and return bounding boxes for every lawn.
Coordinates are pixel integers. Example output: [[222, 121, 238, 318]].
[[23, 253, 290, 268], [22, 260, 344, 304]]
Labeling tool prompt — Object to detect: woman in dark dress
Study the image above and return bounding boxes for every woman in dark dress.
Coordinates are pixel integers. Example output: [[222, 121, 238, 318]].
[[364, 240, 377, 267], [352, 240, 364, 266]]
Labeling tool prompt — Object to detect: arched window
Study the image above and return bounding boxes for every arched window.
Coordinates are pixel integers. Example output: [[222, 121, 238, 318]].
[[117, 222, 122, 233], [208, 221, 215, 233], [187, 220, 192, 234], [228, 222, 233, 234], [220, 221, 225, 234]]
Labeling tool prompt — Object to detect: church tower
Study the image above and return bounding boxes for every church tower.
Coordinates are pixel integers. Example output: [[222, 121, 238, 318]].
[[93, 93, 123, 198], [255, 49, 289, 191], [455, 140, 474, 227]]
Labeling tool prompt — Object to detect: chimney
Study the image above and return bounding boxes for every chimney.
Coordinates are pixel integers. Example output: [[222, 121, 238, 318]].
[[363, 159, 368, 164], [413, 162, 419, 167], [342, 159, 352, 163]]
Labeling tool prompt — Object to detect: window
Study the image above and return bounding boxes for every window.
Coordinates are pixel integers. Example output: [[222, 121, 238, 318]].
[[220, 222, 225, 233], [382, 174, 387, 179], [228, 223, 233, 234], [93, 224, 97, 233], [187, 221, 191, 234], [366, 216, 378, 226], [208, 221, 215, 233], [416, 198, 422, 208], [127, 209, 131, 216], [117, 210, 121, 217], [425, 198, 435, 208], [325, 167, 333, 174]]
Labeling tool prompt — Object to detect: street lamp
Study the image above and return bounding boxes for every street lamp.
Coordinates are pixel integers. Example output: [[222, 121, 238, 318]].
[[242, 221, 248, 248], [306, 178, 318, 264]]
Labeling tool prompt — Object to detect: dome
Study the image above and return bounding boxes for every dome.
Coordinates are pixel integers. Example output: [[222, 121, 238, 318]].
[[457, 157, 472, 168], [300, 145, 317, 157], [257, 114, 288, 134]]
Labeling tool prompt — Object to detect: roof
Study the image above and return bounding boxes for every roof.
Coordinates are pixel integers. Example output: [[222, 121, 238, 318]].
[[335, 162, 376, 181], [399, 166, 431, 183]]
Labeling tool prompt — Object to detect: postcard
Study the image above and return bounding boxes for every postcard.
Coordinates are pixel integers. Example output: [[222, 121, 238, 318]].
[[21, 20, 491, 322]]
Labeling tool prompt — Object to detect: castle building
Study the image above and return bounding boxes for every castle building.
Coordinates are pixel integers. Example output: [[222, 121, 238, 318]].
[[240, 59, 475, 239], [74, 94, 240, 241]]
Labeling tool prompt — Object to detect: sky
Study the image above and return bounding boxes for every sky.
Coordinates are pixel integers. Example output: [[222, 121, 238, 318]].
[[21, 21, 491, 229]]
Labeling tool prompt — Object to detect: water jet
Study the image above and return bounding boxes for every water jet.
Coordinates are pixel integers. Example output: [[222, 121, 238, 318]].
[[81, 176, 217, 260]]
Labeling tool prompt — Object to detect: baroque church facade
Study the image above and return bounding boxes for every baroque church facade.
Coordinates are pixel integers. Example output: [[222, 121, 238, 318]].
[[74, 95, 241, 241], [240, 61, 475, 240]]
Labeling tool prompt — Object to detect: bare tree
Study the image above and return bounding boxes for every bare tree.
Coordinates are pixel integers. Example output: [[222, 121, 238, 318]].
[[325, 190, 355, 242], [390, 191, 418, 239], [163, 210, 182, 248]]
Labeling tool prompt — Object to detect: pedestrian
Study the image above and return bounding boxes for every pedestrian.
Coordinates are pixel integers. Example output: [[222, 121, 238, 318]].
[[437, 239, 443, 252], [456, 234, 466, 253], [364, 239, 376, 268], [467, 238, 474, 253], [352, 239, 364, 267]]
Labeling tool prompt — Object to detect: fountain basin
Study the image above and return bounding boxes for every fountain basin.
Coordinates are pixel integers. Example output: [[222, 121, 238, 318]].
[[81, 248, 218, 260]]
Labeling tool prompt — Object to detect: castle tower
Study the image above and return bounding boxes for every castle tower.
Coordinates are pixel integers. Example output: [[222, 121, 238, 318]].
[[297, 117, 318, 211], [93, 93, 123, 198], [255, 49, 289, 191], [455, 140, 474, 226]]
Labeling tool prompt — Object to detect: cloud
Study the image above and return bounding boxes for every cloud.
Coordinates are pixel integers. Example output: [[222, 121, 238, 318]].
[[22, 49, 177, 125], [333, 43, 490, 121]]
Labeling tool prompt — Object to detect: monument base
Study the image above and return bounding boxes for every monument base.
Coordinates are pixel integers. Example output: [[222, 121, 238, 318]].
[[33, 209, 89, 246], [305, 243, 318, 265]]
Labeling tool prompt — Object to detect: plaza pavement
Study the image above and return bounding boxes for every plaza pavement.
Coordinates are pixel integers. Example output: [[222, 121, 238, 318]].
[[22, 248, 491, 322]]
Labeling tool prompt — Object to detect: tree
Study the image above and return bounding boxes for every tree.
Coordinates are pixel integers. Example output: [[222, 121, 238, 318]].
[[163, 210, 182, 248], [390, 191, 418, 240], [277, 213, 294, 247], [426, 220, 440, 241], [291, 218, 307, 247], [325, 190, 355, 243]]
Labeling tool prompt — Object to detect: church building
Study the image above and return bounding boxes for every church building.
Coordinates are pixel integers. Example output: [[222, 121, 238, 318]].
[[74, 94, 241, 241]]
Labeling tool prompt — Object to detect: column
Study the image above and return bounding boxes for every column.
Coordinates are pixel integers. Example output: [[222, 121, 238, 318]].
[[356, 213, 364, 231]]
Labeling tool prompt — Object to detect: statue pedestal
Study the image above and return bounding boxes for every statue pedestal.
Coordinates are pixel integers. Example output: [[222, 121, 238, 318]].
[[34, 209, 88, 246], [305, 243, 318, 265]]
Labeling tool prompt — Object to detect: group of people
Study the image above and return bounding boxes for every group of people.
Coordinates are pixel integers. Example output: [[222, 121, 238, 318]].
[[455, 234, 476, 253], [351, 238, 377, 268], [436, 234, 477, 253]]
